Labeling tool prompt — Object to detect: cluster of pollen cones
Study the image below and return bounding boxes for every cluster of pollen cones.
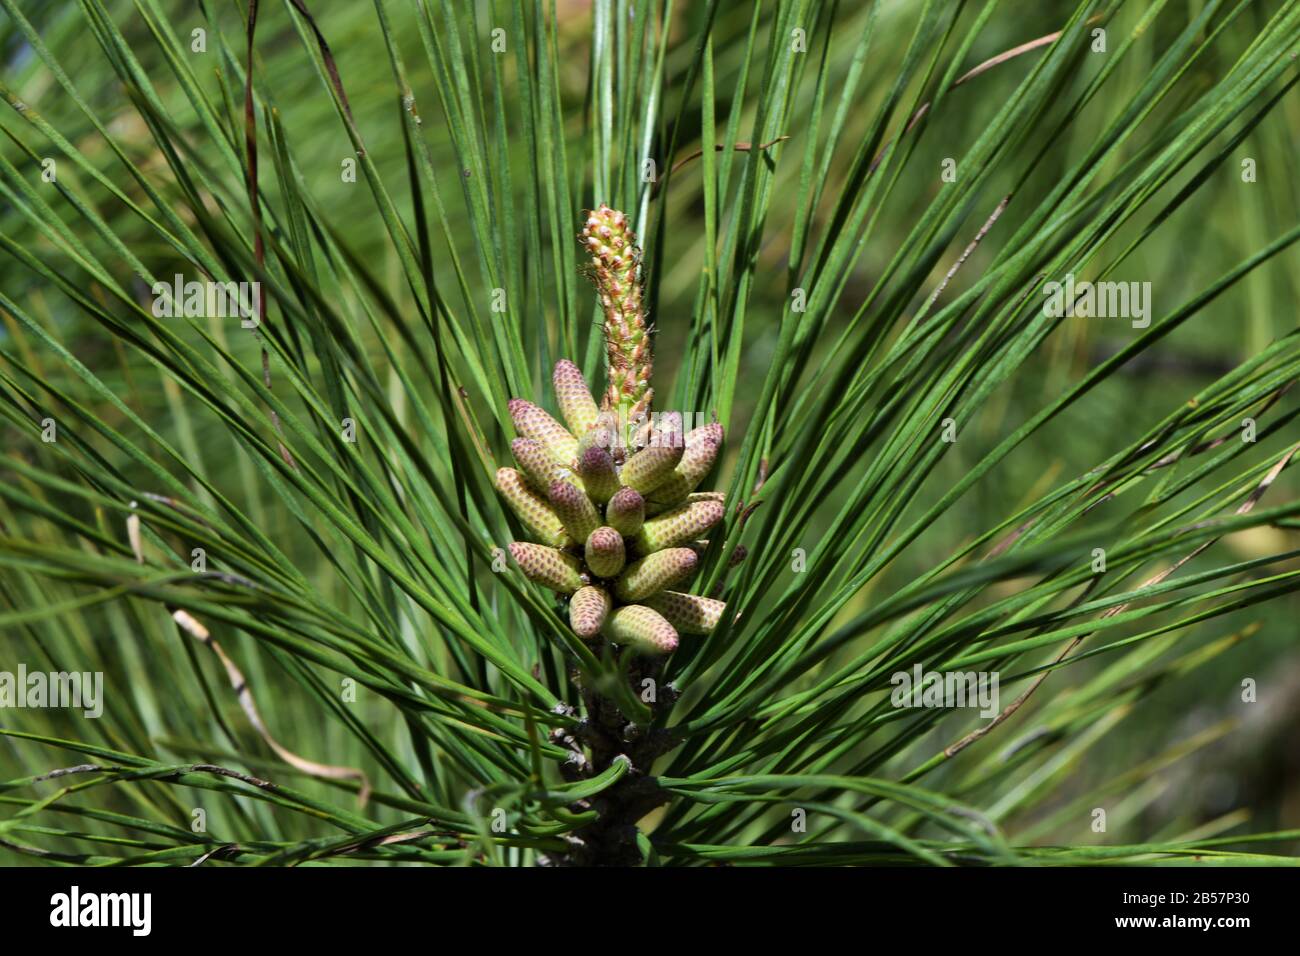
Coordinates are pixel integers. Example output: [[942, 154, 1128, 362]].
[[498, 205, 741, 655], [498, 360, 729, 655]]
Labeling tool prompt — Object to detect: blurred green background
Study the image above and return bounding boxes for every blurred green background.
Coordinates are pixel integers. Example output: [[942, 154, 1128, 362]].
[[1, 0, 1298, 860]]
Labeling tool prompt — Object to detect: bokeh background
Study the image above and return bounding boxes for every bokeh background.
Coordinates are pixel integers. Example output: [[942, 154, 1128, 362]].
[[2, 0, 1298, 860]]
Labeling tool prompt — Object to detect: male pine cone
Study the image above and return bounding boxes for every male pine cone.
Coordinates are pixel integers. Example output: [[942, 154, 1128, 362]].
[[499, 361, 727, 654], [494, 207, 731, 655]]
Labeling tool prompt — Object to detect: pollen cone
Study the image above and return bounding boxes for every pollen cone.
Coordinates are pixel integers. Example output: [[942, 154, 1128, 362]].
[[575, 444, 621, 504], [584, 526, 626, 579], [508, 542, 584, 593], [603, 604, 678, 655], [508, 398, 578, 465], [620, 443, 683, 495], [645, 590, 726, 635], [635, 499, 724, 552], [511, 438, 567, 493], [496, 468, 571, 548], [552, 359, 601, 437], [549, 479, 601, 542], [614, 548, 698, 601], [606, 487, 645, 537], [646, 425, 723, 510], [568, 585, 611, 639]]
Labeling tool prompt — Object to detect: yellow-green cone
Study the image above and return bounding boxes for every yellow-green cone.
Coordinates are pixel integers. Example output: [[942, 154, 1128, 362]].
[[614, 547, 698, 601], [552, 359, 601, 437], [575, 445, 621, 504], [508, 398, 579, 465], [645, 590, 726, 635], [603, 604, 679, 655], [620, 443, 683, 494], [606, 487, 645, 537], [508, 542, 584, 593], [496, 468, 571, 547], [645, 424, 723, 510], [584, 526, 625, 579], [568, 585, 611, 639], [511, 438, 567, 493], [549, 479, 601, 542], [634, 498, 725, 552]]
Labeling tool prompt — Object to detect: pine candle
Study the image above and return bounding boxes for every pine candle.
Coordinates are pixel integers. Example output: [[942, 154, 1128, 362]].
[[496, 206, 729, 654]]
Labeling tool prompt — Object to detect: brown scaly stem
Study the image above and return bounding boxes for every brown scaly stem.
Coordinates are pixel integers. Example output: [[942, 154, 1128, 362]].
[[547, 652, 677, 866]]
